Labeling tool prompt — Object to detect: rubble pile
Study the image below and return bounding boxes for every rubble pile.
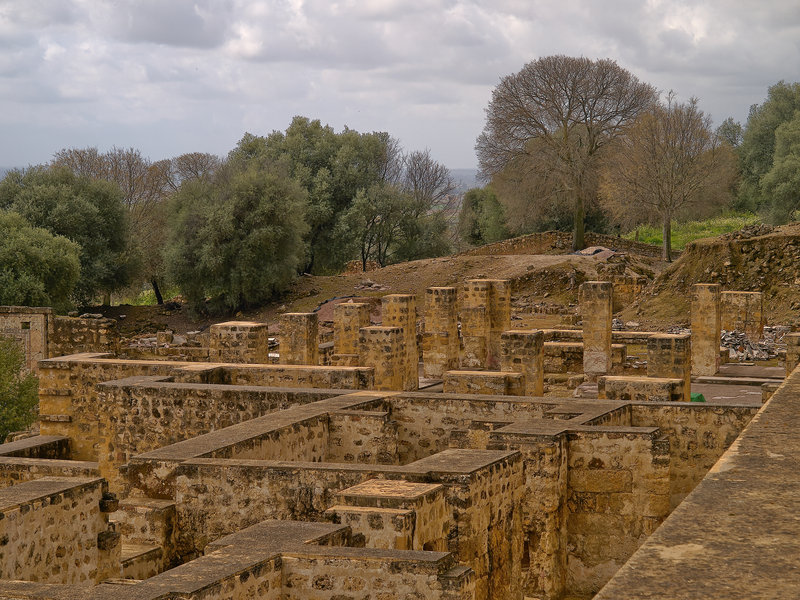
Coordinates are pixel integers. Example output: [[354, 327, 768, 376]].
[[720, 326, 790, 361]]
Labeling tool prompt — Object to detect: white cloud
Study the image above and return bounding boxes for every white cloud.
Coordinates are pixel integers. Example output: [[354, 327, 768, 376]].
[[0, 0, 798, 168]]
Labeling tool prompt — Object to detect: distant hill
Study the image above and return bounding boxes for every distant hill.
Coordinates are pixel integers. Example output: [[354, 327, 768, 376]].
[[450, 168, 480, 193]]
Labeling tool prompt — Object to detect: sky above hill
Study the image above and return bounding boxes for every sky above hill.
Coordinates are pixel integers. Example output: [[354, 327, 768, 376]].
[[1, 0, 799, 169]]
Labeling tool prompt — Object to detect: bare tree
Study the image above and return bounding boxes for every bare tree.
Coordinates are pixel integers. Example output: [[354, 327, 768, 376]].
[[476, 55, 656, 250], [600, 93, 737, 261]]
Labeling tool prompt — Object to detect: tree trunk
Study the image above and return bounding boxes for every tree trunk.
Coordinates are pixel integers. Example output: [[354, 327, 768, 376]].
[[662, 216, 672, 262], [102, 292, 111, 306], [572, 193, 585, 251], [151, 278, 164, 305]]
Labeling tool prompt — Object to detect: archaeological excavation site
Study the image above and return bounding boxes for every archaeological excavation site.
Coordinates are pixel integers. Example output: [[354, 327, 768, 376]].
[[1, 231, 799, 600]]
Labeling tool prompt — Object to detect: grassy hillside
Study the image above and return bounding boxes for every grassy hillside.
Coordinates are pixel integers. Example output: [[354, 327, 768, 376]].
[[624, 213, 760, 251]]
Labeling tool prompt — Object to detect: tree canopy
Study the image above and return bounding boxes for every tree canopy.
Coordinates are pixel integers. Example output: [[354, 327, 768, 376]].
[[738, 81, 800, 217], [600, 94, 736, 261], [0, 167, 131, 304], [165, 159, 308, 313], [476, 55, 656, 250]]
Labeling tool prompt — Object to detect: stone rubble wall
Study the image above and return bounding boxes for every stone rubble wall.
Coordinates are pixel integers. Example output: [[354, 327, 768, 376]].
[[0, 477, 119, 584]]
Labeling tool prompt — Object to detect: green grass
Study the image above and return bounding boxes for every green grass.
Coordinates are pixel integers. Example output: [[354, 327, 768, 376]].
[[125, 286, 181, 306], [623, 212, 760, 250]]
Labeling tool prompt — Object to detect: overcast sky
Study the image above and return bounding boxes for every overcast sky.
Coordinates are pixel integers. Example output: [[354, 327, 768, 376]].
[[1, 0, 799, 170]]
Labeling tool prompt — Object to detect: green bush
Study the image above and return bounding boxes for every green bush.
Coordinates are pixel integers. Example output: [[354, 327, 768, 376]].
[[0, 336, 38, 441], [0, 210, 81, 311]]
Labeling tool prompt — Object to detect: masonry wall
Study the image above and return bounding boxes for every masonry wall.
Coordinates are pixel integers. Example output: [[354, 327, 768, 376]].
[[390, 395, 551, 463], [630, 403, 758, 508], [566, 429, 670, 597], [49, 316, 119, 358], [0, 477, 119, 584], [0, 306, 50, 373], [327, 409, 399, 464]]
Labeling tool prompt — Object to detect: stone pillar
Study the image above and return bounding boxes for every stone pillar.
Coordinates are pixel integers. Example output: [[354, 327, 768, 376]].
[[279, 313, 319, 365], [786, 333, 800, 377], [460, 279, 511, 369], [648, 334, 691, 401], [579, 281, 613, 381], [486, 279, 511, 369], [459, 306, 488, 369], [422, 287, 459, 378], [381, 294, 419, 391], [334, 302, 370, 355], [691, 284, 721, 376], [500, 329, 544, 396], [208, 321, 269, 364], [721, 291, 764, 339], [359, 326, 405, 391]]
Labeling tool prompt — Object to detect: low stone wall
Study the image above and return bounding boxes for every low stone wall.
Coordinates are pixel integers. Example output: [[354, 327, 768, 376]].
[[595, 366, 800, 600], [0, 477, 119, 584], [50, 316, 119, 357], [463, 231, 670, 259], [630, 402, 759, 508]]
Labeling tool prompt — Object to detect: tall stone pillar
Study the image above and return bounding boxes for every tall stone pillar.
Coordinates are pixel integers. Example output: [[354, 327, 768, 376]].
[[279, 313, 319, 365], [648, 334, 691, 401], [786, 333, 800, 377], [208, 321, 270, 364], [461, 279, 511, 369], [422, 287, 459, 378], [381, 295, 419, 391], [358, 326, 405, 391], [334, 303, 370, 355], [500, 329, 544, 396], [691, 284, 721, 376], [579, 281, 613, 381]]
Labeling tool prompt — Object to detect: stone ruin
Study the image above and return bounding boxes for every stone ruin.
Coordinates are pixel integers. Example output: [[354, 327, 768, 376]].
[[0, 279, 796, 599]]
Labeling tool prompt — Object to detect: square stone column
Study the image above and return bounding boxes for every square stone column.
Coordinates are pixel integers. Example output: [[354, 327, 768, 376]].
[[208, 321, 269, 364], [333, 302, 370, 355], [359, 326, 406, 391], [647, 334, 691, 401], [691, 284, 721, 376], [786, 333, 800, 377], [500, 329, 544, 396], [459, 306, 488, 368], [381, 294, 419, 391], [279, 313, 319, 365], [462, 279, 511, 369], [422, 287, 459, 378], [721, 291, 764, 340], [579, 281, 613, 381]]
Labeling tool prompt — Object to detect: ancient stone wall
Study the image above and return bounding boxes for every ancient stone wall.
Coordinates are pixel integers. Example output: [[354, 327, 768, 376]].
[[208, 321, 270, 364], [579, 282, 613, 381], [647, 334, 691, 401], [691, 284, 721, 376], [565, 429, 670, 597], [423, 287, 459, 378], [0, 306, 50, 373], [280, 312, 319, 365], [630, 403, 759, 508], [0, 477, 119, 584], [49, 316, 119, 358], [721, 290, 764, 339], [463, 231, 670, 259]]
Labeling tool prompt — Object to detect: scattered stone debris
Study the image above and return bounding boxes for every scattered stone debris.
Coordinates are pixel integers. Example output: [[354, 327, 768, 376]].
[[721, 326, 790, 361], [79, 313, 104, 319], [355, 279, 387, 291]]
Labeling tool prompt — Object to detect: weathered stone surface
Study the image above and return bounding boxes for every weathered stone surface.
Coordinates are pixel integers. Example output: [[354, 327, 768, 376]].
[[647, 334, 691, 401], [691, 283, 721, 376], [579, 282, 613, 381]]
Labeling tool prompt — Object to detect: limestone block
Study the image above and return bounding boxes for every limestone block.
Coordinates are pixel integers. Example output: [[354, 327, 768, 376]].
[[358, 326, 407, 391], [579, 281, 613, 381], [598, 376, 684, 403], [460, 306, 489, 369], [443, 370, 525, 395], [208, 321, 269, 364], [647, 334, 691, 401], [333, 302, 370, 355], [279, 313, 319, 365], [691, 284, 721, 376], [381, 295, 419, 390], [423, 287, 459, 378], [500, 329, 544, 396]]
